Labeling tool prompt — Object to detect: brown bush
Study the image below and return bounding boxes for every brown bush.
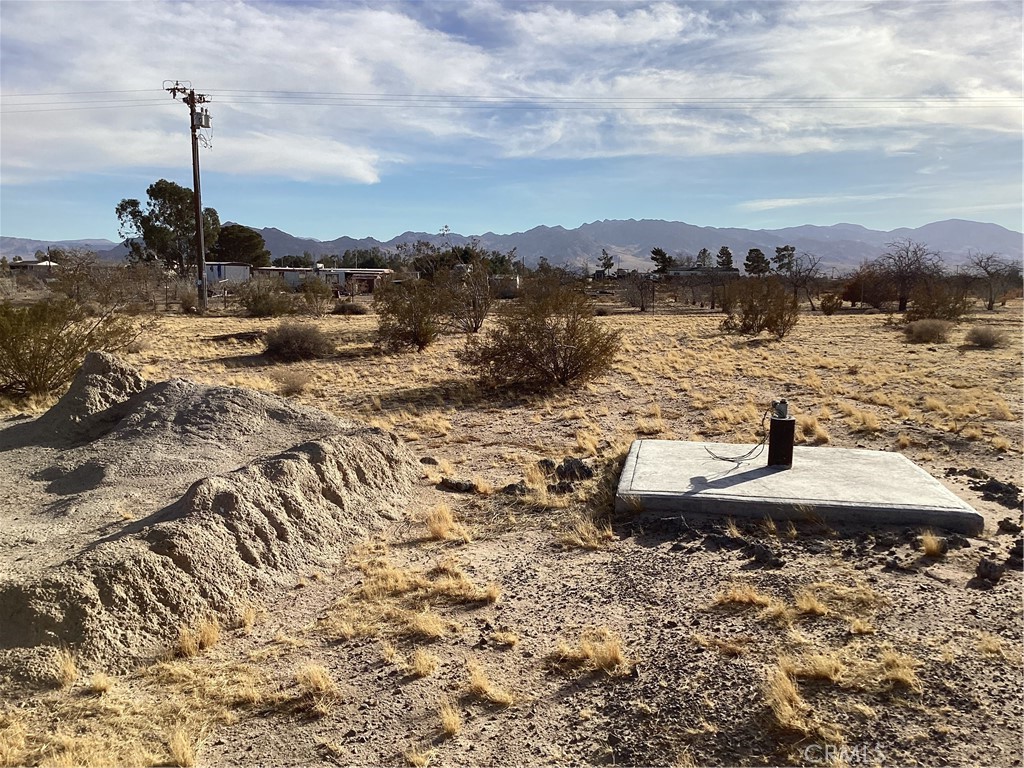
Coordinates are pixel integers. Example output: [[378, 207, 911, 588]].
[[819, 293, 843, 316], [904, 319, 952, 344], [264, 321, 335, 361], [721, 278, 799, 339], [332, 300, 369, 315], [0, 300, 139, 395], [237, 276, 296, 317], [458, 277, 620, 391], [373, 279, 451, 351], [964, 325, 1008, 349]]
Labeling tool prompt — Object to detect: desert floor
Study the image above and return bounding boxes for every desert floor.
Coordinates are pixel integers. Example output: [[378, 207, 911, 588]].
[[1, 298, 1022, 767]]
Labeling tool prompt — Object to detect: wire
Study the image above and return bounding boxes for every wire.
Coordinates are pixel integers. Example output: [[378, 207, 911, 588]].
[[704, 407, 773, 465]]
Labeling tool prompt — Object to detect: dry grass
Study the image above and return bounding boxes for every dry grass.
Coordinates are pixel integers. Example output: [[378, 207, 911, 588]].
[[424, 502, 472, 543], [52, 647, 79, 689], [548, 627, 631, 675], [438, 700, 462, 737], [409, 649, 440, 677], [168, 726, 197, 767], [175, 616, 220, 658], [794, 589, 829, 617], [692, 634, 751, 657], [466, 658, 515, 706], [491, 630, 520, 647], [763, 666, 811, 735], [560, 515, 614, 549], [920, 529, 947, 558], [713, 584, 772, 607], [404, 743, 435, 767], [85, 673, 115, 695]]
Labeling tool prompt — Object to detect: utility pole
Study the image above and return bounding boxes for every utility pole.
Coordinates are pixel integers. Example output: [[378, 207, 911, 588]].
[[165, 81, 211, 312]]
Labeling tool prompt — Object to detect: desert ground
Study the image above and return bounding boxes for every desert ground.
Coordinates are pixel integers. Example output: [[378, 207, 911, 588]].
[[1, 295, 1021, 767]]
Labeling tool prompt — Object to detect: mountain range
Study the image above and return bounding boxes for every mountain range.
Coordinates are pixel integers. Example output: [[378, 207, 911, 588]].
[[2, 219, 1020, 272]]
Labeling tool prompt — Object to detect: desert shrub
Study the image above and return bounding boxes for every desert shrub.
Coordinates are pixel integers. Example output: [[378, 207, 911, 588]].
[[623, 275, 655, 312], [0, 299, 139, 395], [904, 276, 972, 322], [332, 300, 370, 315], [179, 286, 199, 313], [264, 321, 335, 361], [237, 276, 296, 317], [373, 279, 451, 351], [300, 277, 334, 317], [458, 277, 620, 391], [964, 325, 1008, 349], [721, 278, 799, 339], [273, 369, 311, 396], [904, 319, 952, 344], [444, 266, 493, 333], [819, 293, 843, 316]]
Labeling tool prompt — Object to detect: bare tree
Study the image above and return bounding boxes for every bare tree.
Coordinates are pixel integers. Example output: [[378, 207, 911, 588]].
[[966, 251, 1018, 310], [788, 252, 824, 310], [875, 239, 942, 312], [623, 274, 655, 312]]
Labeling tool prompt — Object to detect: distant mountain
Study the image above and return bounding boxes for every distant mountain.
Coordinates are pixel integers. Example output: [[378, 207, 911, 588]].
[[0, 236, 117, 260], [5, 219, 1020, 273]]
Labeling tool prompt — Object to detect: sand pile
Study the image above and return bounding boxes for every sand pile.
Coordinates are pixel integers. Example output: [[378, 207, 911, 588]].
[[0, 353, 416, 676]]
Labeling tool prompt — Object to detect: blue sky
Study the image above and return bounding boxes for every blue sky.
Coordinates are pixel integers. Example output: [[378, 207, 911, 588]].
[[1, 0, 1021, 243]]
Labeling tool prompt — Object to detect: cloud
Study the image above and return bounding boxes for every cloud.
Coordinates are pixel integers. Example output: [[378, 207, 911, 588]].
[[1, 0, 1021, 186], [738, 193, 904, 212]]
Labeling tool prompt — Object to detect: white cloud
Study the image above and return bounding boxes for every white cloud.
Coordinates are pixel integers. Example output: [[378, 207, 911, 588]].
[[739, 193, 904, 212], [1, 0, 1020, 185]]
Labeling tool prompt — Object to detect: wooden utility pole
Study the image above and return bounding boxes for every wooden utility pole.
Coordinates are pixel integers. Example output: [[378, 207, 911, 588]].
[[165, 81, 211, 312]]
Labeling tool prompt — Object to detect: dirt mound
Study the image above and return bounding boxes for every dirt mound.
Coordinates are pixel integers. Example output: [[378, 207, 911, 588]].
[[0, 354, 416, 676]]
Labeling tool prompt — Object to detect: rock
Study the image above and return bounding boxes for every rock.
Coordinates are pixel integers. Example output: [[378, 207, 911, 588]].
[[746, 542, 783, 567], [419, 456, 439, 466], [547, 480, 575, 495], [556, 457, 595, 482], [500, 481, 529, 496], [537, 458, 557, 475], [438, 477, 474, 493], [997, 517, 1023, 535], [976, 557, 1006, 583]]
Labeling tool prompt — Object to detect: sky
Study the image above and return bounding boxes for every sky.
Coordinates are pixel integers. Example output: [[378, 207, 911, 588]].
[[1, 0, 1022, 243]]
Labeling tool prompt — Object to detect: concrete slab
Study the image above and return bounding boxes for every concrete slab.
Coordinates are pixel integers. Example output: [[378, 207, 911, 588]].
[[615, 440, 984, 535]]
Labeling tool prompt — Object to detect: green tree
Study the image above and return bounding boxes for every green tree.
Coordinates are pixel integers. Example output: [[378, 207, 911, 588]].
[[772, 244, 796, 273], [744, 248, 770, 276], [696, 248, 712, 268], [273, 254, 315, 268], [115, 179, 220, 277], [209, 224, 271, 267], [598, 248, 615, 273], [716, 246, 733, 270], [650, 247, 674, 274]]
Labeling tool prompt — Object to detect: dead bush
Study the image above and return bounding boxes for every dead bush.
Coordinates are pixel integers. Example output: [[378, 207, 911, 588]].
[[458, 277, 620, 391], [904, 319, 952, 344], [964, 325, 1008, 349], [300, 278, 335, 317], [0, 299, 140, 395], [332, 300, 370, 315], [721, 278, 799, 339], [264, 322, 335, 361]]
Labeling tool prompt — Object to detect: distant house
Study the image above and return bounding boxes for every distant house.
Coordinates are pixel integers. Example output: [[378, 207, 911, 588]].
[[665, 266, 741, 279], [8, 259, 59, 276], [205, 261, 252, 285], [254, 266, 394, 294]]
